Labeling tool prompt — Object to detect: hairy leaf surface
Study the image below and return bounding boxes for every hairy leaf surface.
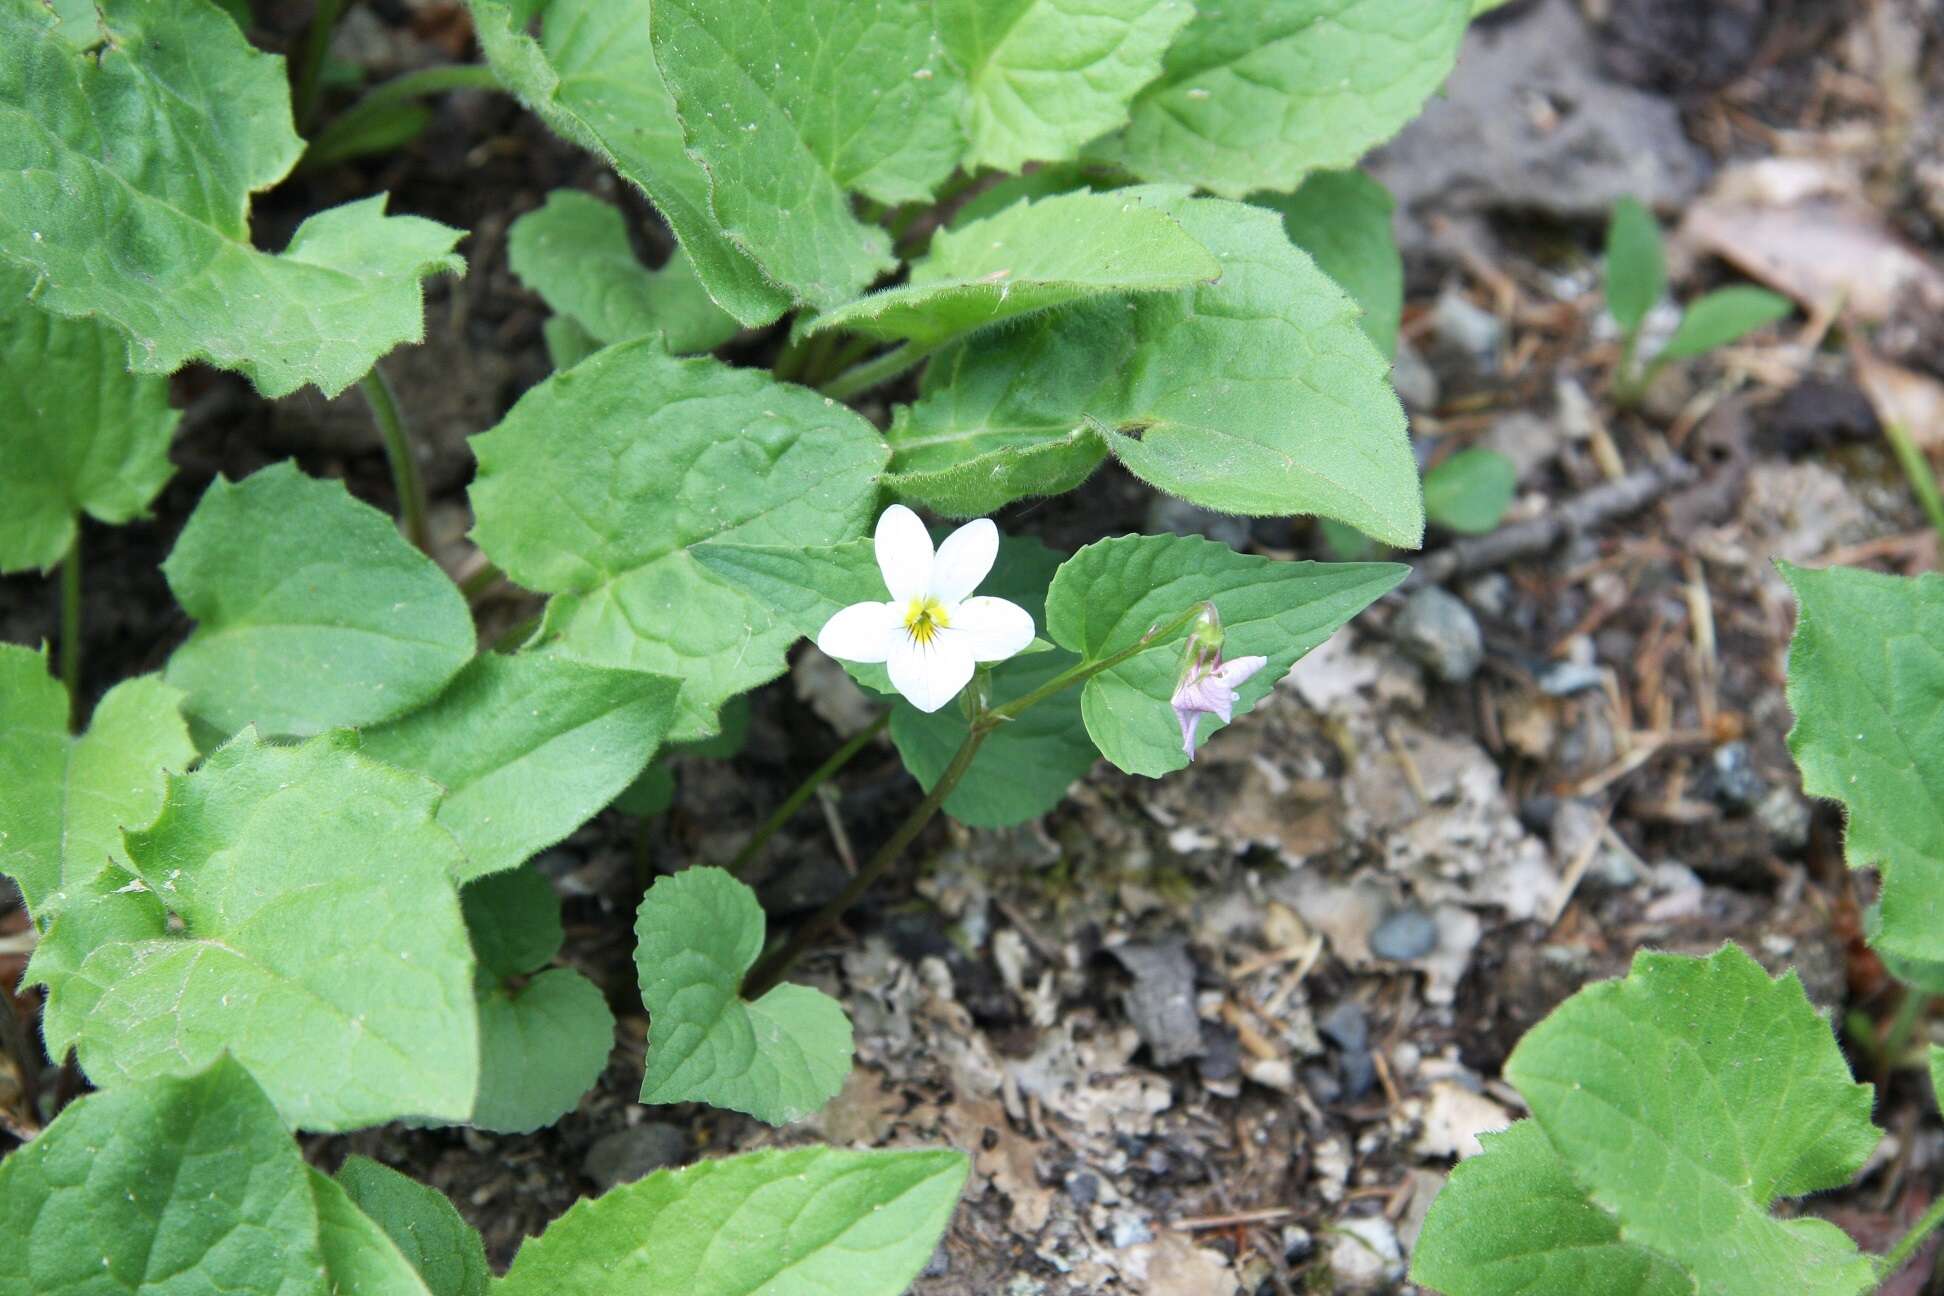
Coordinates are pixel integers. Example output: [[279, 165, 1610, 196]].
[[1255, 170, 1402, 359], [649, 0, 965, 308], [0, 0, 462, 397], [1046, 536, 1407, 774], [469, 341, 885, 742], [30, 732, 479, 1131], [1783, 563, 1944, 960], [467, 0, 789, 325], [507, 190, 739, 354], [1093, 0, 1471, 197], [1415, 945, 1880, 1296], [0, 271, 178, 572], [937, 0, 1191, 172], [497, 1146, 967, 1296], [634, 867, 851, 1125], [460, 868, 614, 1134], [163, 464, 474, 739], [336, 1157, 490, 1296], [360, 654, 678, 879], [811, 189, 1218, 348], [0, 647, 193, 925], [886, 193, 1422, 541]]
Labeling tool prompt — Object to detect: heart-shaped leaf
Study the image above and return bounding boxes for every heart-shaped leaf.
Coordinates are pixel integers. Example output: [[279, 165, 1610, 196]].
[[335, 1157, 489, 1296], [634, 867, 851, 1125]]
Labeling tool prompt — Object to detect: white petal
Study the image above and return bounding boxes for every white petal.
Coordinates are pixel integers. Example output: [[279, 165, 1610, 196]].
[[928, 517, 998, 603], [875, 504, 934, 603], [1213, 655, 1269, 689], [817, 601, 902, 663], [948, 596, 1036, 663], [887, 632, 975, 713]]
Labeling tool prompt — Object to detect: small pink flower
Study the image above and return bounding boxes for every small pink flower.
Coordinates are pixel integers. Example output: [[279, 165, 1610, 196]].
[[1169, 605, 1266, 761]]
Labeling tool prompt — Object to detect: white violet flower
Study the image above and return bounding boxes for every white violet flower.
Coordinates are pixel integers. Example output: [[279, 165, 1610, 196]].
[[817, 505, 1035, 713]]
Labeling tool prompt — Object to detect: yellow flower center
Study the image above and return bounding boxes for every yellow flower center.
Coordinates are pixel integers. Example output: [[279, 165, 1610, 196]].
[[903, 596, 950, 646]]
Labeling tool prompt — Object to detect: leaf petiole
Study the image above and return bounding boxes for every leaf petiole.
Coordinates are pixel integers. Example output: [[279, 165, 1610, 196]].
[[728, 711, 890, 876], [58, 534, 81, 730], [302, 63, 504, 171], [818, 341, 933, 401], [1876, 1192, 1944, 1288], [360, 365, 430, 552]]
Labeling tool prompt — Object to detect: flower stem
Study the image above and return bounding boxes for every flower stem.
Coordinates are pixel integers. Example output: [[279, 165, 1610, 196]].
[[729, 712, 889, 877], [819, 342, 931, 402], [59, 534, 81, 730], [741, 722, 988, 1000], [984, 602, 1207, 724], [293, 0, 348, 131], [738, 601, 1211, 998], [360, 366, 430, 552], [302, 63, 503, 171], [1877, 1193, 1944, 1287]]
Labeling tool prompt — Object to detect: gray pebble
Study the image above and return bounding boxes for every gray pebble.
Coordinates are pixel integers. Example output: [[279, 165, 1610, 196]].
[[1709, 742, 1766, 811], [1393, 586, 1484, 684], [1370, 907, 1438, 961], [1757, 785, 1812, 851], [584, 1123, 688, 1192], [1537, 660, 1605, 697]]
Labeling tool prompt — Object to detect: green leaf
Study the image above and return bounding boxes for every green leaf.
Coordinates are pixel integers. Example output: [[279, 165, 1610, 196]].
[[542, 315, 602, 372], [1604, 197, 1666, 334], [612, 762, 675, 817], [936, 0, 1192, 173], [497, 1146, 968, 1296], [1932, 1046, 1944, 1113], [0, 270, 178, 573], [359, 653, 679, 880], [889, 537, 1097, 827], [469, 341, 886, 742], [162, 463, 474, 739], [649, 0, 966, 308], [1868, 904, 1944, 994], [310, 1170, 437, 1296], [634, 867, 852, 1125], [1782, 562, 1944, 962], [1417, 945, 1879, 1296], [508, 190, 739, 355], [1092, 0, 1471, 198], [461, 867, 614, 1133], [1659, 286, 1794, 361], [32, 730, 480, 1131], [1410, 1121, 1693, 1296], [810, 189, 1219, 349], [1423, 448, 1515, 535], [0, 0, 463, 398], [1045, 535, 1408, 775], [690, 540, 897, 701], [0, 1057, 328, 1296], [0, 647, 194, 925], [466, 0, 790, 326], [335, 1157, 490, 1296], [890, 192, 1423, 542], [1254, 170, 1402, 359]]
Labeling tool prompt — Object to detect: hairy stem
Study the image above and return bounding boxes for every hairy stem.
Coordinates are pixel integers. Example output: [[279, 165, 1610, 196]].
[[741, 723, 987, 1000], [302, 63, 503, 170], [360, 366, 430, 552], [730, 712, 889, 877], [1878, 1192, 1944, 1287], [59, 535, 81, 729], [819, 342, 930, 402]]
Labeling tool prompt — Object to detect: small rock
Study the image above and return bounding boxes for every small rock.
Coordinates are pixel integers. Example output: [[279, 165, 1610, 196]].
[[1282, 1226, 1316, 1264], [1328, 1214, 1405, 1291], [1393, 586, 1484, 684], [1537, 660, 1605, 697], [1146, 495, 1251, 551], [1415, 1081, 1514, 1160], [1370, 907, 1438, 961], [1480, 409, 1556, 482], [1425, 286, 1504, 380], [1757, 785, 1813, 851], [1066, 1172, 1100, 1209], [1709, 742, 1766, 811], [1110, 941, 1206, 1067], [1109, 1210, 1154, 1249], [1391, 335, 1441, 411], [922, 1243, 951, 1277], [584, 1124, 687, 1192], [1461, 571, 1512, 619], [1318, 1002, 1370, 1052]]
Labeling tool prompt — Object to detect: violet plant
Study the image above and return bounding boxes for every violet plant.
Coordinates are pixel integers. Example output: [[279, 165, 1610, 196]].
[[0, 0, 1499, 1290]]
